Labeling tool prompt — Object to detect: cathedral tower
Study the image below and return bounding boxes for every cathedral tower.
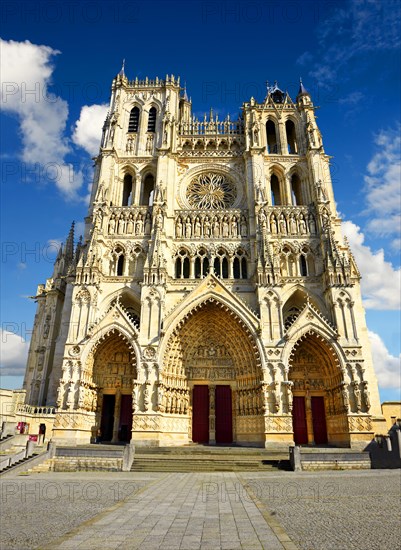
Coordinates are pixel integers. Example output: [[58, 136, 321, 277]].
[[23, 72, 383, 449]]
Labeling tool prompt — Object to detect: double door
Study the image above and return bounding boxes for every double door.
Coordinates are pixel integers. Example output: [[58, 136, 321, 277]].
[[100, 394, 132, 442], [292, 396, 328, 445], [192, 385, 232, 444]]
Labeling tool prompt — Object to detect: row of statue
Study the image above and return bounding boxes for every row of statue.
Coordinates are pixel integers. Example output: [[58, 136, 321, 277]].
[[157, 386, 190, 415], [259, 209, 317, 236], [236, 388, 263, 416], [175, 213, 248, 239], [339, 380, 370, 413], [108, 211, 152, 236]]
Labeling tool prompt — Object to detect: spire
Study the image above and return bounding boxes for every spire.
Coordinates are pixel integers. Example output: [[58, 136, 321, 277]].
[[297, 78, 309, 98], [65, 221, 75, 263], [119, 59, 125, 77], [183, 82, 189, 101]]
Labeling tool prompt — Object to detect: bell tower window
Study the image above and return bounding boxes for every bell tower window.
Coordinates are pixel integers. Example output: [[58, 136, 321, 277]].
[[122, 174, 133, 206], [117, 254, 125, 276], [270, 174, 282, 205], [266, 120, 278, 154], [291, 174, 303, 205], [300, 255, 308, 276], [128, 107, 139, 133], [142, 174, 155, 205], [285, 120, 298, 154], [147, 107, 157, 132]]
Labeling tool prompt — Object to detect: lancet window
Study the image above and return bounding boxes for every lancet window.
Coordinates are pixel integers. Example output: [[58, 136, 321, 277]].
[[175, 249, 190, 279], [122, 174, 133, 206], [290, 174, 303, 205], [233, 248, 248, 279], [142, 173, 155, 205], [214, 248, 229, 279], [128, 107, 140, 133], [266, 120, 278, 154], [270, 174, 282, 205], [194, 248, 209, 279], [147, 107, 157, 132], [285, 120, 298, 154]]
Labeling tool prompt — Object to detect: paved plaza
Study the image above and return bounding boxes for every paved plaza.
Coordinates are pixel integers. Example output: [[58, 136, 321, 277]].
[[0, 469, 400, 549]]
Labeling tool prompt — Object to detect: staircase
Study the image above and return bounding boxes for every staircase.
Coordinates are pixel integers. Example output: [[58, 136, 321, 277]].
[[131, 445, 290, 472]]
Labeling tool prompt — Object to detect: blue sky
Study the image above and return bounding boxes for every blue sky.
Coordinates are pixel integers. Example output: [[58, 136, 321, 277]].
[[1, 0, 400, 401]]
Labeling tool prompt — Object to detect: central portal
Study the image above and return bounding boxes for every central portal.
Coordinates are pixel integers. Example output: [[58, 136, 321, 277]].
[[192, 384, 232, 444]]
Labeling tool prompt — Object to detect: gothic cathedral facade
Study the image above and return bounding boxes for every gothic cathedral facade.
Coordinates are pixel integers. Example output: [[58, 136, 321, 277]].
[[23, 72, 383, 449]]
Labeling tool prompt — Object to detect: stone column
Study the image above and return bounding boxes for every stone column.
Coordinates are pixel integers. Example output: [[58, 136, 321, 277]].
[[209, 385, 216, 445], [112, 390, 122, 443], [305, 393, 314, 444], [278, 121, 288, 155]]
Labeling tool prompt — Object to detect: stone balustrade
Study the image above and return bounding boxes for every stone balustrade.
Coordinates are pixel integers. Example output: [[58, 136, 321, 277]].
[[17, 404, 56, 415]]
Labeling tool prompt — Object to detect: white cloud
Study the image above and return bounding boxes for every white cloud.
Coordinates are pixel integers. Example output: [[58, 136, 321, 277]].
[[338, 91, 364, 105], [368, 330, 401, 391], [307, 0, 401, 86], [0, 330, 30, 376], [0, 38, 84, 200], [72, 104, 108, 156], [363, 126, 401, 247], [342, 220, 401, 309]]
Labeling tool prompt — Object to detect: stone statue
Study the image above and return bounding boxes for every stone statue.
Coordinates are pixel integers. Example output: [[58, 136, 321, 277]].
[[213, 218, 220, 238], [203, 216, 211, 238], [194, 217, 201, 237], [144, 213, 152, 234], [309, 214, 316, 235], [279, 214, 287, 234], [362, 381, 370, 411], [352, 382, 362, 412], [270, 215, 277, 234], [175, 217, 183, 238], [108, 215, 116, 234], [341, 382, 350, 412], [185, 217, 192, 238], [126, 215, 134, 234], [231, 216, 238, 237], [255, 180, 266, 203], [289, 214, 297, 234], [222, 217, 229, 237], [298, 215, 307, 235]]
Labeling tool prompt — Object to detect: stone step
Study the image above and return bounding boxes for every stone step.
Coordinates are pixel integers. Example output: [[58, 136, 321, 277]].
[[131, 460, 284, 472], [136, 446, 285, 456]]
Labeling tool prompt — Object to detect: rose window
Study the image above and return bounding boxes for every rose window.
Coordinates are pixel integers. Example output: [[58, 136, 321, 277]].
[[187, 173, 236, 209]]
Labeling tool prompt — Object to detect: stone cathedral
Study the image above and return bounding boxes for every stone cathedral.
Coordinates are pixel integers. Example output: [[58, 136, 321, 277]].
[[23, 70, 383, 449]]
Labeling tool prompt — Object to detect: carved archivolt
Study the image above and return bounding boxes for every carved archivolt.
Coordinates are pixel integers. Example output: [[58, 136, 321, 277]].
[[161, 300, 263, 417]]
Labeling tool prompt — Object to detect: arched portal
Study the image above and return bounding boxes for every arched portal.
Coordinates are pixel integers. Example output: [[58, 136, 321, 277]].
[[162, 300, 263, 445], [89, 331, 137, 443], [289, 333, 347, 446]]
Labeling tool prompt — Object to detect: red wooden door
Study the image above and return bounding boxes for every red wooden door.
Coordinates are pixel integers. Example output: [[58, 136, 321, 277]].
[[311, 396, 328, 444], [119, 394, 132, 442], [292, 396, 308, 444], [215, 385, 233, 444], [100, 394, 115, 442], [192, 385, 209, 443]]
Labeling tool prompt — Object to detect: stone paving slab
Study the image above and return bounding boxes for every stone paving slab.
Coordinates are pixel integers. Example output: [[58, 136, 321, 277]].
[[240, 469, 401, 550], [1, 469, 400, 550]]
